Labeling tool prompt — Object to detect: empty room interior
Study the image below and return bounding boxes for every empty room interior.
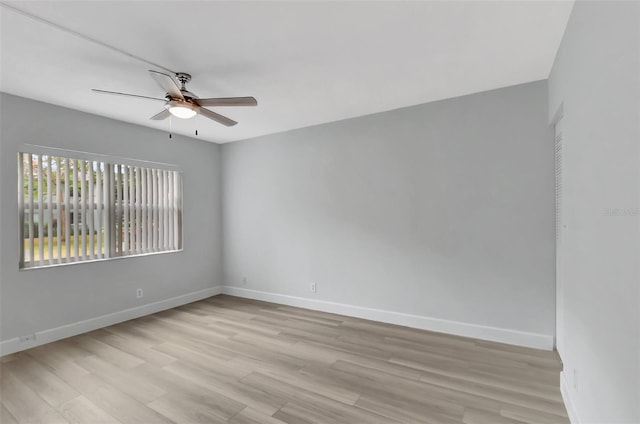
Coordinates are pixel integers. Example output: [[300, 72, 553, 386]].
[[0, 1, 638, 423]]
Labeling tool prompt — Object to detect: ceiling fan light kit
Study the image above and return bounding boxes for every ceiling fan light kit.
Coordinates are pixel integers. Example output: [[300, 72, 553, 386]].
[[166, 100, 197, 119], [93, 69, 257, 130]]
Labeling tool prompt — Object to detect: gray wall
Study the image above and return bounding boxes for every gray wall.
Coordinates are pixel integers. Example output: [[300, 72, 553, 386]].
[[0, 93, 223, 342], [548, 1, 640, 422], [222, 80, 556, 338]]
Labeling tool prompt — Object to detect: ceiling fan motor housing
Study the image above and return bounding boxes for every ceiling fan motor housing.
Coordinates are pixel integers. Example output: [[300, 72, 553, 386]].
[[174, 72, 198, 99], [175, 72, 191, 89]]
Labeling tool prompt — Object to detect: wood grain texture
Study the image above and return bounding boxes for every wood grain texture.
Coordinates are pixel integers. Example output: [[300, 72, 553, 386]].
[[0, 295, 568, 423]]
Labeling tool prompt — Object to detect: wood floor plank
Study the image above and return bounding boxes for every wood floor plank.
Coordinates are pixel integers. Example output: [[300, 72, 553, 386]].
[[2, 354, 80, 407], [299, 361, 469, 417], [1, 354, 18, 364], [66, 335, 145, 369], [25, 353, 91, 384], [1, 294, 569, 424], [470, 361, 560, 386], [395, 358, 562, 402], [161, 360, 285, 416], [66, 374, 174, 424], [90, 330, 177, 367], [335, 358, 492, 409], [26, 340, 92, 364], [1, 403, 19, 424], [355, 394, 462, 424], [147, 390, 243, 424], [152, 311, 237, 340], [463, 407, 528, 424], [208, 318, 282, 338], [228, 407, 287, 424], [500, 403, 571, 424], [214, 338, 309, 371], [58, 395, 123, 424], [273, 399, 398, 424], [151, 342, 246, 379], [0, 371, 70, 423], [249, 366, 361, 406], [74, 355, 166, 404], [102, 321, 167, 346], [474, 339, 561, 359], [418, 368, 568, 416], [341, 319, 477, 349], [258, 308, 344, 327], [132, 360, 277, 417], [228, 353, 305, 378], [387, 336, 532, 370], [241, 372, 397, 423]]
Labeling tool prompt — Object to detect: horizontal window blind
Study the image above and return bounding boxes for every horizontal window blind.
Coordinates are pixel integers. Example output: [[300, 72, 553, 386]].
[[18, 152, 182, 269]]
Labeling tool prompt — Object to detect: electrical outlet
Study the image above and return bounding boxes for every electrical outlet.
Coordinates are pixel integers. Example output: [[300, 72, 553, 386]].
[[136, 288, 144, 299], [573, 368, 578, 392], [242, 277, 248, 285], [19, 334, 36, 343], [310, 283, 317, 293]]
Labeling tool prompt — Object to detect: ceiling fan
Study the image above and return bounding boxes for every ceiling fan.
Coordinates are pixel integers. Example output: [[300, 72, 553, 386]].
[[93, 70, 257, 127]]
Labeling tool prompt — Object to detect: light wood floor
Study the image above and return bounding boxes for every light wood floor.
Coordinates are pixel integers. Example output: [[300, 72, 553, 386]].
[[0, 295, 568, 424]]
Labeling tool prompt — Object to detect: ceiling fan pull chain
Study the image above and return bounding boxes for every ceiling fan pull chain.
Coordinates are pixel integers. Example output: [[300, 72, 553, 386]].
[[169, 116, 173, 139], [195, 115, 199, 136]]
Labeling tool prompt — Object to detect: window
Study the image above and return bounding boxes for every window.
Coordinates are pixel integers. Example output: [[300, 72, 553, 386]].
[[18, 149, 183, 269]]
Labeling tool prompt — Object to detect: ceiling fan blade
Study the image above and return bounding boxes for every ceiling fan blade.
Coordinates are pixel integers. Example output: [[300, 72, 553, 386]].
[[149, 70, 184, 100], [197, 106, 238, 127], [194, 96, 257, 107], [92, 89, 165, 101], [150, 109, 171, 120]]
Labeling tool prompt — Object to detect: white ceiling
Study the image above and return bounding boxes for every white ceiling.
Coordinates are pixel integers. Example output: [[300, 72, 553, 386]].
[[1, 1, 573, 144]]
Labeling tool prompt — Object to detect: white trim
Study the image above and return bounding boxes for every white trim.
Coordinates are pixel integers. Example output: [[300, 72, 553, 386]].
[[560, 371, 580, 424], [222, 286, 554, 350], [0, 286, 222, 356]]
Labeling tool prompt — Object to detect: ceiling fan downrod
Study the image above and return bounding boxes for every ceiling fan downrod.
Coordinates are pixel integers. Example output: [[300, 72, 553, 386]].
[[175, 73, 192, 91]]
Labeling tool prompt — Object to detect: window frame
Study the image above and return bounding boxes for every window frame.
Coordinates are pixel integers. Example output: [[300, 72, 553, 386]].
[[18, 145, 184, 270]]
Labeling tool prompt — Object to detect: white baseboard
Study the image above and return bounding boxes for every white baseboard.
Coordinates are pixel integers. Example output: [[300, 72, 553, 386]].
[[0, 286, 223, 357], [222, 286, 554, 350], [560, 371, 580, 424], [1, 284, 554, 356]]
